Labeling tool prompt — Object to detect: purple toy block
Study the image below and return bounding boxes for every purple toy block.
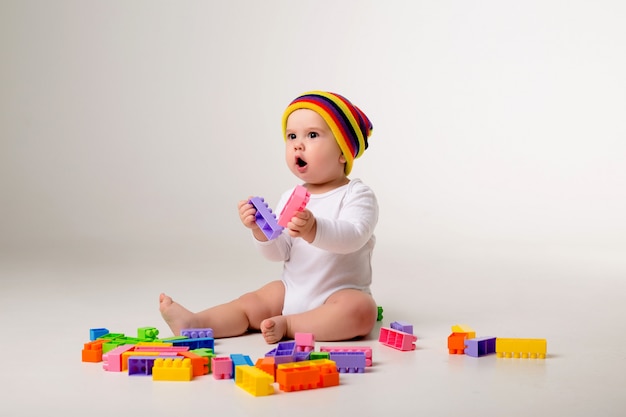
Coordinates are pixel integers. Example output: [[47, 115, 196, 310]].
[[127, 356, 170, 376], [329, 352, 366, 373], [270, 341, 297, 364], [295, 351, 311, 361], [181, 328, 214, 339], [249, 197, 284, 240], [390, 321, 414, 335], [464, 336, 497, 357]]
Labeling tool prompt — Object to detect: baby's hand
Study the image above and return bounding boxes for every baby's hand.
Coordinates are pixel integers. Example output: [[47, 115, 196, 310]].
[[286, 209, 316, 243], [238, 198, 259, 230]]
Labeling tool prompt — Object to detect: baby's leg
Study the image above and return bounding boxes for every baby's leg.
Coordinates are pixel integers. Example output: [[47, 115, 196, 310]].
[[260, 288, 377, 343], [160, 280, 285, 338]]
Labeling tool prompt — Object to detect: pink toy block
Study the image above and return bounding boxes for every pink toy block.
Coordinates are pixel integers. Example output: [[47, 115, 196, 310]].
[[295, 333, 315, 352], [319, 346, 373, 366], [278, 185, 310, 227], [379, 327, 417, 351], [212, 357, 234, 379], [102, 344, 135, 372], [133, 346, 189, 353]]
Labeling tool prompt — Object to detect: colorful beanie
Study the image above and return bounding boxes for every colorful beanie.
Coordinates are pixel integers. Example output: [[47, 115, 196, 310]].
[[282, 91, 373, 175]]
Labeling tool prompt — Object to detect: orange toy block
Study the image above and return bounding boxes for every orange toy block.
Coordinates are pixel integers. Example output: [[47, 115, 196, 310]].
[[448, 333, 470, 354], [81, 339, 110, 363], [177, 351, 209, 376], [276, 359, 339, 392], [255, 357, 276, 380]]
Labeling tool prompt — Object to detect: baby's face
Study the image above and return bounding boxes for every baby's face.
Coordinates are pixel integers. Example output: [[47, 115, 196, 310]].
[[284, 109, 347, 189]]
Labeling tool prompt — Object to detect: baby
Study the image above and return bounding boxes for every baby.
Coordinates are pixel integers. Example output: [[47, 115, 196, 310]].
[[160, 91, 379, 343]]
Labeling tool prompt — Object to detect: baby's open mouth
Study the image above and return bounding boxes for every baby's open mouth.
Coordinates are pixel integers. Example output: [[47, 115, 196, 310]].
[[296, 157, 307, 168]]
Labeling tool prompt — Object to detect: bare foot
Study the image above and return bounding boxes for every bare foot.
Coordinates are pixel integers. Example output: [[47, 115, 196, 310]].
[[159, 293, 196, 336], [260, 316, 288, 344]]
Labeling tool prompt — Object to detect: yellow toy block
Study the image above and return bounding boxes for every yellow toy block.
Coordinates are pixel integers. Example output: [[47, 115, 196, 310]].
[[496, 338, 547, 359], [235, 365, 275, 396], [152, 358, 193, 381], [451, 324, 476, 339]]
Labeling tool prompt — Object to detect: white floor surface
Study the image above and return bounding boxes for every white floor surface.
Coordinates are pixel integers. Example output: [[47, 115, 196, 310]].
[[1, 243, 624, 416]]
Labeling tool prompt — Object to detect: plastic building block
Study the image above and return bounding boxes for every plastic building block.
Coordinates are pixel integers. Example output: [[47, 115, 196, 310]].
[[133, 346, 189, 354], [235, 365, 275, 397], [212, 357, 234, 379], [451, 324, 476, 339], [390, 321, 414, 335], [329, 352, 366, 373], [181, 328, 214, 339], [309, 352, 330, 361], [496, 338, 547, 359], [464, 336, 496, 357], [152, 357, 193, 381], [121, 351, 178, 371], [255, 357, 276, 380], [319, 346, 373, 367], [82, 339, 110, 363], [377, 306, 384, 321], [230, 354, 254, 376], [379, 327, 417, 351], [448, 333, 469, 355], [190, 348, 214, 373], [277, 185, 310, 227], [249, 196, 283, 240], [137, 327, 159, 340], [102, 344, 136, 371], [89, 328, 109, 341], [178, 351, 210, 376], [268, 341, 297, 364], [276, 359, 339, 392], [295, 351, 311, 361], [127, 356, 168, 376], [295, 332, 315, 352], [170, 336, 214, 350]]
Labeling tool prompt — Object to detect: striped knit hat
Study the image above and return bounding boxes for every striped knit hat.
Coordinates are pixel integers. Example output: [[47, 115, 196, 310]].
[[282, 91, 373, 175]]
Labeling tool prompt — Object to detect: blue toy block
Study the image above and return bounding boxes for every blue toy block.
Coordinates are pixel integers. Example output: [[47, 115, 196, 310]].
[[90, 328, 109, 341], [465, 336, 497, 357], [230, 354, 254, 375], [249, 197, 284, 240], [329, 351, 366, 373], [170, 337, 215, 350]]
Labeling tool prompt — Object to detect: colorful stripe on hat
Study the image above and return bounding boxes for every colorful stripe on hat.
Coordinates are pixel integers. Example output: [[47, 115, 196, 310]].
[[282, 91, 373, 175]]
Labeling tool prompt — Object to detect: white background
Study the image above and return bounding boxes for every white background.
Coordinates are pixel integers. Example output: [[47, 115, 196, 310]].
[[1, 1, 625, 415]]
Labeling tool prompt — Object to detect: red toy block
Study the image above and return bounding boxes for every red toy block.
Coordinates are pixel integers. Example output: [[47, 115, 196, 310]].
[[378, 327, 417, 351], [278, 185, 310, 227]]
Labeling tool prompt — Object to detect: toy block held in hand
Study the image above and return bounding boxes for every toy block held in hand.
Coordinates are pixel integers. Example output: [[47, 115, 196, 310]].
[[249, 197, 284, 240], [278, 185, 310, 227]]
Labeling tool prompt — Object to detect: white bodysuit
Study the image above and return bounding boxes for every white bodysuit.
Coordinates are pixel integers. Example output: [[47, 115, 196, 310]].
[[255, 179, 378, 315]]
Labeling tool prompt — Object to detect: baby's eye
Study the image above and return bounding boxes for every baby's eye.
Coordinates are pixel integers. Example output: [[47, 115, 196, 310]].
[[287, 133, 296, 140], [308, 132, 318, 139]]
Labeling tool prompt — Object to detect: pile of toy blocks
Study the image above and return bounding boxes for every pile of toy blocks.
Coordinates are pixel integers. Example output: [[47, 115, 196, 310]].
[[81, 316, 418, 397], [447, 324, 547, 359]]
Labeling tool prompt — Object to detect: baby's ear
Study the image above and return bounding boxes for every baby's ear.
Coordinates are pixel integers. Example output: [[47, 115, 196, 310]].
[[339, 154, 347, 163]]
